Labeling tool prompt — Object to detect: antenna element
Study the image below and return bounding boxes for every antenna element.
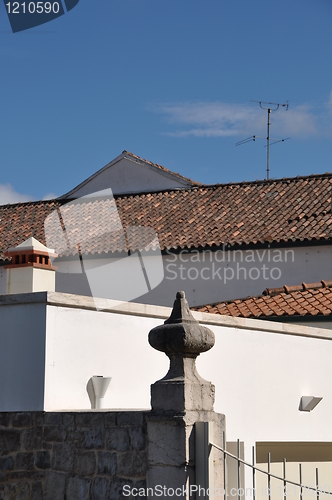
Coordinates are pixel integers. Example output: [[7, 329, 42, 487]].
[[236, 100, 289, 180]]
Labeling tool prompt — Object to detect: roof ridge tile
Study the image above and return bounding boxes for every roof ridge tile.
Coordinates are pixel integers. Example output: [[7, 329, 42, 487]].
[[124, 151, 201, 186]]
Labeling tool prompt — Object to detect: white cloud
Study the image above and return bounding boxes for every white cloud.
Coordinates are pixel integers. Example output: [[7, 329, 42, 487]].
[[154, 101, 264, 137], [0, 184, 33, 204], [273, 105, 318, 137], [328, 90, 332, 113], [0, 185, 58, 205], [167, 128, 240, 138], [151, 99, 324, 139], [42, 192, 57, 200]]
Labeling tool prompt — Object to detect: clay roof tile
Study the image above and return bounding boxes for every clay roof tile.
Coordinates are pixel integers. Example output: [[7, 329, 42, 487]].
[[192, 279, 332, 319], [1, 172, 332, 260]]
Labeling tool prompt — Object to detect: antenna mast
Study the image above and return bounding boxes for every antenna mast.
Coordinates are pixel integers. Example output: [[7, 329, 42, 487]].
[[236, 100, 289, 180]]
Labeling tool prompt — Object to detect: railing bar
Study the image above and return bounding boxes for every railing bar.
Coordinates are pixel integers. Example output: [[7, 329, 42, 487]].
[[252, 446, 256, 500], [283, 458, 286, 500], [268, 452, 271, 500], [299, 464, 303, 500], [223, 431, 226, 500], [316, 468, 319, 500], [238, 439, 240, 500], [210, 443, 332, 495]]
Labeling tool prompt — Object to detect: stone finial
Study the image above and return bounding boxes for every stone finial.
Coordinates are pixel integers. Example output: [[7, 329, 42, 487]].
[[149, 291, 215, 356], [149, 291, 215, 412]]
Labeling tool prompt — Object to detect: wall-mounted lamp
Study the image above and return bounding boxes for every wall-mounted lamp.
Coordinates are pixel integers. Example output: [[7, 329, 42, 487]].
[[91, 376, 112, 409], [299, 396, 322, 412]]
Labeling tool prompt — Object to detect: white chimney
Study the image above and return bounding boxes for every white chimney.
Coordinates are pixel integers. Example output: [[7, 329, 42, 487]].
[[4, 237, 57, 294]]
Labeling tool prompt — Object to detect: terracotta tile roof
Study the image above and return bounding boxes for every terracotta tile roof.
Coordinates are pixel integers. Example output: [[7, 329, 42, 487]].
[[0, 172, 332, 260], [43, 197, 161, 257], [192, 280, 332, 318], [0, 200, 60, 261], [124, 151, 201, 187], [115, 172, 332, 250]]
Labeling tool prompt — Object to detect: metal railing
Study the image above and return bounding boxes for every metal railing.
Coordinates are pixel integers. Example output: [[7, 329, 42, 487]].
[[209, 433, 332, 500]]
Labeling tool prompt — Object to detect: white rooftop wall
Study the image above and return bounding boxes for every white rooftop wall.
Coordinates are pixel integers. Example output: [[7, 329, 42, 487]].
[[61, 155, 193, 198], [36, 244, 332, 308], [0, 291, 332, 455]]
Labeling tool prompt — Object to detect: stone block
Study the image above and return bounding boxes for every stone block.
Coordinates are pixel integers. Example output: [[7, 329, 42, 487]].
[[45, 471, 66, 500], [0, 456, 14, 471], [31, 482, 44, 500], [116, 411, 144, 427], [15, 452, 35, 471], [134, 479, 147, 490], [74, 451, 96, 475], [131, 480, 148, 499], [35, 451, 51, 470], [105, 427, 129, 451], [0, 430, 20, 456], [147, 411, 225, 496], [147, 466, 195, 500], [147, 420, 188, 466], [108, 478, 133, 500], [52, 443, 75, 472], [129, 426, 146, 451], [82, 428, 104, 449], [0, 414, 10, 428], [91, 477, 109, 500], [104, 413, 117, 427], [151, 380, 215, 412], [33, 413, 45, 426], [62, 413, 75, 427], [0, 472, 9, 483], [97, 451, 116, 476], [12, 413, 32, 428], [66, 475, 91, 500], [6, 470, 43, 481], [43, 426, 67, 442], [75, 413, 104, 429], [117, 451, 147, 477], [2, 482, 30, 500], [67, 429, 84, 446], [23, 426, 43, 450], [45, 413, 63, 426]]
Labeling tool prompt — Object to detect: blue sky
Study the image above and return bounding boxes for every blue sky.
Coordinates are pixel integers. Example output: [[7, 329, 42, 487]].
[[0, 0, 332, 202]]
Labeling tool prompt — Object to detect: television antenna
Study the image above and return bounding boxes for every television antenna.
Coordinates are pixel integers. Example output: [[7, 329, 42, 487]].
[[236, 100, 289, 180]]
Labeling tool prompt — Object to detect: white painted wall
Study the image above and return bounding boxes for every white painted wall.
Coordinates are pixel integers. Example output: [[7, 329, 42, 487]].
[[1, 292, 332, 462], [42, 297, 332, 457], [2, 245, 331, 306], [156, 245, 332, 306], [44, 302, 167, 410], [195, 315, 332, 493], [63, 156, 192, 198], [196, 322, 332, 444], [36, 244, 332, 307], [6, 267, 55, 294]]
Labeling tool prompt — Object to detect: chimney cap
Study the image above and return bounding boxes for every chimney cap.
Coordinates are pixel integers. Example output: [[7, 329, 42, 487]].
[[7, 237, 55, 255]]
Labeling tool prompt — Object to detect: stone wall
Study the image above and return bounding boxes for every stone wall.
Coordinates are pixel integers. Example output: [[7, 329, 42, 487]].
[[0, 410, 148, 500]]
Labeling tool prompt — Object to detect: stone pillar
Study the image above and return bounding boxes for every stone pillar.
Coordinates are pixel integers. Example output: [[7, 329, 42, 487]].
[[147, 291, 225, 499]]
